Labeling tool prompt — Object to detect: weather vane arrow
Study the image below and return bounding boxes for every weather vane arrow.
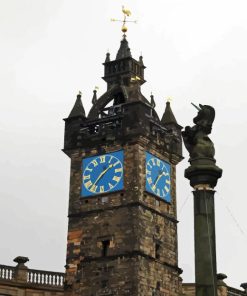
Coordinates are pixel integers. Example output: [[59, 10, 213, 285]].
[[111, 6, 137, 34]]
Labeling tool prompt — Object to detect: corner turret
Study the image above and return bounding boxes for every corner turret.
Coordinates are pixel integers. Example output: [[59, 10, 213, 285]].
[[161, 100, 183, 156], [63, 92, 87, 154], [68, 92, 85, 118]]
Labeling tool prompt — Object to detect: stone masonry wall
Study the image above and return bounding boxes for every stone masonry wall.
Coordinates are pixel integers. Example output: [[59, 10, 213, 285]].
[[65, 139, 182, 295]]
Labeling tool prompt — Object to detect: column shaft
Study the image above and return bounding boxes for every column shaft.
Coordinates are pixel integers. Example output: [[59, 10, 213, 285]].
[[193, 189, 217, 296]]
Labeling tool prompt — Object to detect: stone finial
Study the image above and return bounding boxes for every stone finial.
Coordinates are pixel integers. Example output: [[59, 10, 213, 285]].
[[13, 256, 29, 266], [92, 88, 98, 105], [139, 55, 144, 66], [105, 52, 110, 63], [150, 93, 156, 108]]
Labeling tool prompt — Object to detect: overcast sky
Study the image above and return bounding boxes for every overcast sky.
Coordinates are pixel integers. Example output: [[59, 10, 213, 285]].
[[0, 0, 247, 290]]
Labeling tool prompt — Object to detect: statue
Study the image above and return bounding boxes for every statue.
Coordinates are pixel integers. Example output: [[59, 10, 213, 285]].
[[182, 103, 215, 160]]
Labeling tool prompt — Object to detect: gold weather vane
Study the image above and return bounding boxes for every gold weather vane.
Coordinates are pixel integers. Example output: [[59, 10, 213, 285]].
[[111, 6, 137, 34]]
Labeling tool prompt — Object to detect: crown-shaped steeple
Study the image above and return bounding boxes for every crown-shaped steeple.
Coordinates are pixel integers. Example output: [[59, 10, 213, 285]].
[[103, 35, 146, 89]]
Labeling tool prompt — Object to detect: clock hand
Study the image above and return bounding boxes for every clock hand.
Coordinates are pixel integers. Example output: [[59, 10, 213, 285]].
[[154, 173, 163, 187], [153, 171, 169, 187], [93, 164, 113, 186]]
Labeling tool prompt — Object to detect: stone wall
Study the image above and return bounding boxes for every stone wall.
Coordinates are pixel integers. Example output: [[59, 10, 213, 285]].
[[65, 139, 183, 295]]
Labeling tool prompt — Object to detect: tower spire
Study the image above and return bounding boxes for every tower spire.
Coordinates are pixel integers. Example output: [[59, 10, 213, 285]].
[[68, 91, 85, 118], [116, 34, 132, 59], [161, 99, 177, 125]]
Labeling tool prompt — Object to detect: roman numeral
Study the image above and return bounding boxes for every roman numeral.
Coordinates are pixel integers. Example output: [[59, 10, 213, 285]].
[[90, 185, 98, 193], [147, 177, 152, 184], [146, 170, 151, 175], [108, 182, 114, 189], [92, 159, 98, 167], [165, 186, 170, 193], [100, 156, 106, 163], [166, 179, 171, 185], [85, 167, 92, 172], [83, 175, 90, 180], [85, 180, 92, 189], [151, 158, 156, 165], [156, 159, 161, 166], [112, 176, 120, 182], [115, 167, 123, 173], [100, 186, 105, 193], [156, 188, 160, 196], [108, 156, 113, 163]]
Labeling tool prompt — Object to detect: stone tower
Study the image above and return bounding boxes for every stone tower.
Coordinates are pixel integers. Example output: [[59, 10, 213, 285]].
[[63, 34, 183, 296]]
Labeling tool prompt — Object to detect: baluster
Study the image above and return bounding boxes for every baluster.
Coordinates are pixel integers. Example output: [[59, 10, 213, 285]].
[[49, 274, 52, 285], [34, 272, 37, 283], [45, 273, 48, 285], [2, 269, 5, 279]]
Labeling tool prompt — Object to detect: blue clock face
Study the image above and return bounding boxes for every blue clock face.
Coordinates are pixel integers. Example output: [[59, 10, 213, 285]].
[[145, 152, 171, 202], [81, 150, 124, 197]]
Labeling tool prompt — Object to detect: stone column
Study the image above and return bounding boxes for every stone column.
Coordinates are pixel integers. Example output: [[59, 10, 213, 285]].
[[185, 158, 222, 296]]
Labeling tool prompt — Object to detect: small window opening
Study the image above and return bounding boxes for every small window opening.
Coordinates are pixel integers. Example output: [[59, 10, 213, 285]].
[[102, 240, 110, 257], [101, 279, 108, 288], [155, 243, 160, 259], [156, 281, 160, 290]]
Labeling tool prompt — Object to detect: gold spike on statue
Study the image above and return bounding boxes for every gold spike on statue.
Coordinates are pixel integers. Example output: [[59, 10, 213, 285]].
[[111, 6, 137, 35]]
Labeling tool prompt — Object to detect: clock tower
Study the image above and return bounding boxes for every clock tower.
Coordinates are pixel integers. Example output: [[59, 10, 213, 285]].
[[63, 32, 183, 295]]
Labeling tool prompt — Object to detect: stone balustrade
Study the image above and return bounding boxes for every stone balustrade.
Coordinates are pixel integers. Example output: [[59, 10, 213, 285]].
[[0, 265, 15, 281], [0, 257, 64, 290], [27, 269, 64, 287]]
